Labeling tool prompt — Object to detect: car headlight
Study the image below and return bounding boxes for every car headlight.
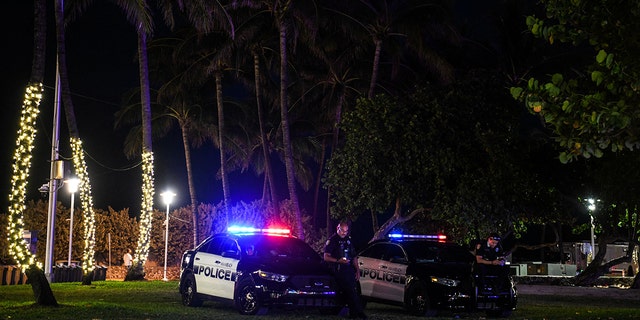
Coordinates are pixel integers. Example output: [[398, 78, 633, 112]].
[[430, 276, 460, 287], [257, 270, 289, 282]]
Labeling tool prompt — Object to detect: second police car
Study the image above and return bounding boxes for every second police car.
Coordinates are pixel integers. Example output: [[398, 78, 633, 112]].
[[178, 226, 340, 315], [356, 233, 517, 317]]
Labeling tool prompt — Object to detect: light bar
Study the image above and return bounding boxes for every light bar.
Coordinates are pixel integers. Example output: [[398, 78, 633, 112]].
[[388, 233, 447, 240], [228, 226, 291, 235]]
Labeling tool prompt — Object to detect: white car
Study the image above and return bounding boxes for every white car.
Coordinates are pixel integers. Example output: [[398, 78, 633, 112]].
[[178, 226, 340, 315], [357, 233, 517, 317]]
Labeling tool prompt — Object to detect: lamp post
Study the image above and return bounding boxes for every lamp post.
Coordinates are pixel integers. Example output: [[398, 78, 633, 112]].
[[66, 178, 80, 266], [586, 198, 598, 263], [160, 191, 176, 281]]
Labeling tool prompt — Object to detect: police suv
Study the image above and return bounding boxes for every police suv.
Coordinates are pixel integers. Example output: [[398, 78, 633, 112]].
[[357, 233, 517, 317], [179, 226, 339, 315]]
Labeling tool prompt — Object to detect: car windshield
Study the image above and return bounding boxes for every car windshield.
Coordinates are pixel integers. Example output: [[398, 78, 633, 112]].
[[239, 235, 320, 260], [403, 241, 473, 263]]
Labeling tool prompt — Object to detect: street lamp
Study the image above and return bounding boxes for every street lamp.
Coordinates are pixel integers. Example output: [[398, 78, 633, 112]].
[[586, 198, 598, 263], [66, 178, 80, 266], [160, 190, 176, 281]]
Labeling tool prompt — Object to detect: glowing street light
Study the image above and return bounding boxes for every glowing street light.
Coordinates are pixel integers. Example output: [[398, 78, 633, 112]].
[[66, 178, 80, 266], [160, 190, 176, 281], [586, 198, 599, 263]]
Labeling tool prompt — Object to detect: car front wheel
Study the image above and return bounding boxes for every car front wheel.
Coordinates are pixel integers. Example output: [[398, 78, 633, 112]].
[[406, 282, 437, 317], [181, 273, 203, 307], [235, 278, 265, 315]]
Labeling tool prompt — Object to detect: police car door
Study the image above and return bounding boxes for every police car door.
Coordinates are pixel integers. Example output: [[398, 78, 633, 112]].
[[376, 243, 408, 302], [193, 237, 240, 299], [214, 238, 240, 300], [193, 236, 224, 297], [358, 243, 386, 297]]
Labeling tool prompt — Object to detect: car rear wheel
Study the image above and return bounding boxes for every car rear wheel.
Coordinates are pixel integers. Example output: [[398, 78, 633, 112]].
[[235, 278, 265, 315], [181, 273, 203, 307], [406, 282, 436, 317]]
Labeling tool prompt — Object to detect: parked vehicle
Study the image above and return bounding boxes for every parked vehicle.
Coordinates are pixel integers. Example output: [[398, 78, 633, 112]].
[[356, 233, 517, 317], [178, 226, 340, 315]]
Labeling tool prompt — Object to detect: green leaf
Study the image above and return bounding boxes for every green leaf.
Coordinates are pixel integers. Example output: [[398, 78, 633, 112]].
[[510, 87, 523, 100], [532, 23, 540, 36], [605, 53, 614, 68], [559, 152, 569, 164], [594, 148, 604, 158], [551, 73, 563, 85], [596, 50, 607, 64], [591, 71, 603, 85]]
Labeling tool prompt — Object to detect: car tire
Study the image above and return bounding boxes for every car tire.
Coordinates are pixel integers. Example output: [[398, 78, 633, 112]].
[[406, 282, 436, 317], [235, 278, 265, 315], [486, 309, 512, 318], [181, 273, 203, 307]]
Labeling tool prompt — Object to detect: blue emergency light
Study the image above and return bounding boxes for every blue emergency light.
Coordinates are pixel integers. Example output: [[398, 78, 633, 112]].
[[228, 225, 291, 236], [387, 233, 447, 241]]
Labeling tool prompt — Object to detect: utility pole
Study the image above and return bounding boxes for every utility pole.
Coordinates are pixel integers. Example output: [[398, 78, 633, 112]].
[[44, 60, 62, 283]]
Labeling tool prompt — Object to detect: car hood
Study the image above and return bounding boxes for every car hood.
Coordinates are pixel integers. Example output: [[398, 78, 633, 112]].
[[410, 261, 473, 280], [240, 257, 332, 276]]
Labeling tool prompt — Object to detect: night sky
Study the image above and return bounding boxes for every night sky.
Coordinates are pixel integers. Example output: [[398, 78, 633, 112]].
[[1, 1, 522, 219], [1, 1, 262, 214]]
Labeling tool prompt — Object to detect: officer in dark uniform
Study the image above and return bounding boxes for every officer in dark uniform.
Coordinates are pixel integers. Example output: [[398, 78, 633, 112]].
[[324, 220, 367, 320], [474, 233, 508, 288]]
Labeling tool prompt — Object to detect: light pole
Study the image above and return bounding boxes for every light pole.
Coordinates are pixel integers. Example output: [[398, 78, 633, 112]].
[[66, 178, 80, 266], [161, 191, 176, 281], [586, 198, 598, 263]]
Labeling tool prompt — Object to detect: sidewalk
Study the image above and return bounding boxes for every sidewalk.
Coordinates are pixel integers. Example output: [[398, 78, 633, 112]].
[[517, 284, 640, 301]]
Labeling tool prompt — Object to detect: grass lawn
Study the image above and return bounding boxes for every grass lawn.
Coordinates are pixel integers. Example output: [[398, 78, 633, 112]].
[[1, 281, 640, 319]]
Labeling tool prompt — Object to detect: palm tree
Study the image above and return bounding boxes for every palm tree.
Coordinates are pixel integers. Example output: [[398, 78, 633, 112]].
[[326, 0, 458, 99], [116, 33, 210, 247], [70, 0, 156, 278], [321, 0, 459, 232], [54, 0, 100, 285], [6, 0, 58, 306], [228, 7, 281, 211], [238, 0, 319, 239]]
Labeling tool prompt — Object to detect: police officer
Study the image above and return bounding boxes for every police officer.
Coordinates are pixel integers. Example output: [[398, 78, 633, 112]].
[[475, 233, 505, 266], [474, 233, 508, 287], [324, 220, 367, 320]]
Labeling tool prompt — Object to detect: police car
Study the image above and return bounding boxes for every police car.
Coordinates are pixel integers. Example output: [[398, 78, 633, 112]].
[[179, 226, 339, 315], [357, 233, 516, 317]]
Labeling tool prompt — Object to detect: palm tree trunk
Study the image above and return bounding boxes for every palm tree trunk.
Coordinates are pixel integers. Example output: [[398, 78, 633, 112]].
[[325, 90, 346, 235], [55, 0, 97, 283], [253, 52, 279, 212], [278, 19, 304, 239], [180, 123, 199, 247], [215, 71, 231, 227], [132, 26, 155, 277], [367, 39, 382, 99], [367, 39, 383, 232], [12, 0, 57, 306], [313, 139, 326, 228]]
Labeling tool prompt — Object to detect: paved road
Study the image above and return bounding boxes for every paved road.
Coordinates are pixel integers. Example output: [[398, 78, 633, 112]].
[[517, 284, 640, 301]]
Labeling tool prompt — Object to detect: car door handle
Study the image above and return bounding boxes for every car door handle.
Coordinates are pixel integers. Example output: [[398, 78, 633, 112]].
[[215, 260, 222, 264], [195, 257, 200, 260], [380, 265, 388, 269]]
